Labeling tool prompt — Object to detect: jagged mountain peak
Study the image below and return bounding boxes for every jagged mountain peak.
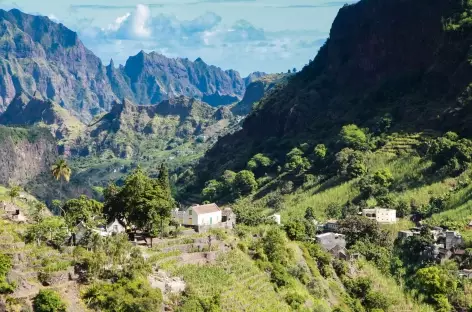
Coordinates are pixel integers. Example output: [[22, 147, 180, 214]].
[[0, 8, 256, 122]]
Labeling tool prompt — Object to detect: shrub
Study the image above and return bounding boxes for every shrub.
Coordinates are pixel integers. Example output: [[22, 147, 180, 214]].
[[285, 148, 311, 173], [364, 291, 391, 311], [284, 291, 306, 309], [0, 254, 14, 294], [344, 277, 372, 299], [270, 263, 292, 288], [326, 203, 342, 219], [82, 278, 162, 312], [284, 219, 306, 241], [281, 181, 294, 194], [33, 290, 66, 312], [336, 148, 367, 178]]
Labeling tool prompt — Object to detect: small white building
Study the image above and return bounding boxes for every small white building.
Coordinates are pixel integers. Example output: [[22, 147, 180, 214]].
[[362, 208, 396, 224], [172, 203, 222, 227], [271, 214, 281, 225], [106, 219, 127, 235]]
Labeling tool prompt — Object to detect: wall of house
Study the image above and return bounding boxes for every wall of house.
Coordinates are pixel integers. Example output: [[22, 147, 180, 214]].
[[196, 211, 222, 226], [375, 209, 396, 223]]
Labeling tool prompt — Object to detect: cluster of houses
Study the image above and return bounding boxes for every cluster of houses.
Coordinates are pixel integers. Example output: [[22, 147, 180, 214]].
[[314, 208, 397, 260], [398, 226, 465, 263]]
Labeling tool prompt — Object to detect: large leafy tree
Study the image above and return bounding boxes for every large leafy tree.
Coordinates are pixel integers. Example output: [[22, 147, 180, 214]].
[[62, 195, 104, 228], [233, 170, 258, 196], [339, 124, 368, 150], [338, 216, 389, 247], [104, 166, 174, 246], [51, 159, 71, 201]]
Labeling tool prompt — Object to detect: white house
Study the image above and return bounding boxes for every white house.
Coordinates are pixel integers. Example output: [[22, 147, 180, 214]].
[[106, 219, 127, 235], [172, 203, 222, 227], [73, 219, 127, 245], [270, 214, 281, 225], [362, 208, 396, 224]]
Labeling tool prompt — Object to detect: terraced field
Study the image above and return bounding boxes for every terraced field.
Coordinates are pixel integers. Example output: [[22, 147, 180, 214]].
[[155, 232, 290, 312], [378, 131, 437, 155]]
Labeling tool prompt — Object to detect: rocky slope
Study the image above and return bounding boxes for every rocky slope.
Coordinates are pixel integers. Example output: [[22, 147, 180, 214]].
[[0, 126, 57, 186], [197, 0, 472, 180], [231, 74, 287, 116], [73, 96, 237, 159], [0, 9, 256, 122], [0, 93, 85, 153]]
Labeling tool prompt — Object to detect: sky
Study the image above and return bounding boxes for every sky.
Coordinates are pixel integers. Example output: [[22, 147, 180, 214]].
[[0, 0, 356, 76]]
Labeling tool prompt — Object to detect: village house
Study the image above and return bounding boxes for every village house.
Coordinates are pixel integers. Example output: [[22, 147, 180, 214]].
[[362, 208, 396, 224], [172, 203, 238, 232], [173, 203, 222, 227], [315, 232, 357, 260], [222, 208, 236, 228], [72, 218, 127, 245], [1, 201, 27, 223], [397, 226, 466, 266], [324, 220, 339, 232]]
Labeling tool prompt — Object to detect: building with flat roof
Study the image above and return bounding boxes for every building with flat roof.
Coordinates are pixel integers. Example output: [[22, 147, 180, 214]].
[[362, 208, 396, 224]]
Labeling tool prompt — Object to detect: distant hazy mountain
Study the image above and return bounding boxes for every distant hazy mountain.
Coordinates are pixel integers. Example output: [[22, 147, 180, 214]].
[[0, 9, 263, 122]]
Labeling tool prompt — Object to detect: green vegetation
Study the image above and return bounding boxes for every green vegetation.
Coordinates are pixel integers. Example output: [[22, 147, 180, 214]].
[[82, 278, 162, 312], [33, 290, 67, 312], [0, 254, 15, 294]]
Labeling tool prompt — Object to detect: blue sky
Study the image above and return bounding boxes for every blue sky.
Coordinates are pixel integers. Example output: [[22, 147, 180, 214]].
[[0, 0, 355, 75]]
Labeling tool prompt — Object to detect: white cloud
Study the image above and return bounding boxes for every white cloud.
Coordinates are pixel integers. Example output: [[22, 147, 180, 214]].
[[102, 4, 151, 39], [76, 4, 327, 75]]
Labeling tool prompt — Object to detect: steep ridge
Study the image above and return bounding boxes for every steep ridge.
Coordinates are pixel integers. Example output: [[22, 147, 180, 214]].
[[0, 93, 84, 138], [73, 96, 236, 159], [0, 9, 116, 120], [197, 0, 472, 180], [0, 9, 257, 121], [231, 74, 287, 116]]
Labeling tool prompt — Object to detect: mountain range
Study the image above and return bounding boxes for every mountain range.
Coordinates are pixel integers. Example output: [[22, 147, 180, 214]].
[[0, 9, 264, 122]]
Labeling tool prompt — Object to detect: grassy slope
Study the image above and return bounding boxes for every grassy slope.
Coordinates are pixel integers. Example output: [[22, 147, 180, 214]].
[[241, 149, 453, 224]]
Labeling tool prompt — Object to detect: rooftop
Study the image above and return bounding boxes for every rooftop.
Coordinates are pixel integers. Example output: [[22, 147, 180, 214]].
[[191, 203, 221, 215]]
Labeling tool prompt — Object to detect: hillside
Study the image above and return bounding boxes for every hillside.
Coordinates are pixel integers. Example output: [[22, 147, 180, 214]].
[[73, 96, 235, 159], [0, 93, 85, 154], [197, 0, 472, 181], [0, 9, 260, 121], [0, 126, 57, 186]]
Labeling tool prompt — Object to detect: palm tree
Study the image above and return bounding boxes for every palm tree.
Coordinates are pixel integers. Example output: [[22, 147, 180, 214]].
[[51, 159, 71, 202]]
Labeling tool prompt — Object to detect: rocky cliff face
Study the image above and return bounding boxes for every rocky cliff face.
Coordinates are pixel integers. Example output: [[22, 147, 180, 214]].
[[0, 126, 57, 186], [0, 9, 116, 120], [197, 0, 472, 179], [231, 74, 287, 116], [0, 9, 253, 122]]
